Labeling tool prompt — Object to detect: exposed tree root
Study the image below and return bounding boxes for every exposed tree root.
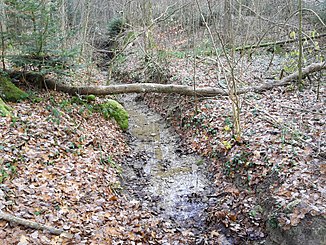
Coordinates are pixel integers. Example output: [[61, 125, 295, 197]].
[[0, 211, 72, 237]]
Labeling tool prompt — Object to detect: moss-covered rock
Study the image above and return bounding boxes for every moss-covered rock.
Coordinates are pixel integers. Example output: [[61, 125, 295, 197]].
[[101, 99, 128, 131], [0, 97, 12, 116], [0, 76, 28, 102], [86, 94, 96, 102]]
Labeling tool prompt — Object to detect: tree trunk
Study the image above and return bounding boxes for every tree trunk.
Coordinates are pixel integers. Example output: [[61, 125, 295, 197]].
[[8, 62, 325, 97], [0, 0, 7, 70], [223, 0, 233, 47], [298, 0, 303, 89]]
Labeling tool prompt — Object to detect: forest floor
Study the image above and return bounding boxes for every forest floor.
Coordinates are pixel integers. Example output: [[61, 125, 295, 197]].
[[1, 89, 209, 244], [0, 39, 325, 244], [111, 40, 325, 243]]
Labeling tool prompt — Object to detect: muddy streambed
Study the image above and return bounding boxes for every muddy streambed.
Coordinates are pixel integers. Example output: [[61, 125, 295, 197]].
[[120, 94, 222, 240]]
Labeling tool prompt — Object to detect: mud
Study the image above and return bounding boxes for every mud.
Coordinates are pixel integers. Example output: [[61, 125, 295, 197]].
[[120, 94, 220, 236]]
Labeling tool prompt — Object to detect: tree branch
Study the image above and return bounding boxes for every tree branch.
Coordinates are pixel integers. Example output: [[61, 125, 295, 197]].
[[0, 211, 72, 237], [235, 33, 326, 51]]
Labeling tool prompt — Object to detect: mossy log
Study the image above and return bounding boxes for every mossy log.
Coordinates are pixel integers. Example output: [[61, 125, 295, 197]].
[[0, 97, 11, 116], [0, 76, 28, 102], [0, 75, 28, 117]]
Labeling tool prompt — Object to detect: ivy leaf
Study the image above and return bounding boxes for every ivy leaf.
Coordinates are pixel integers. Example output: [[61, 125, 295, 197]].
[[289, 31, 296, 39], [224, 125, 231, 132], [222, 140, 232, 150]]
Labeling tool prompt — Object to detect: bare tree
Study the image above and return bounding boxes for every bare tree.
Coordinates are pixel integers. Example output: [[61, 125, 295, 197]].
[[0, 0, 7, 70]]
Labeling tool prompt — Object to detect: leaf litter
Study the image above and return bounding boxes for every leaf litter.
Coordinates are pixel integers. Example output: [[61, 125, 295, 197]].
[[0, 91, 198, 244], [114, 41, 325, 243]]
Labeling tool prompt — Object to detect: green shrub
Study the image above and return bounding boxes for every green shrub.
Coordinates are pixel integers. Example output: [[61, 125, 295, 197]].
[[108, 18, 126, 37]]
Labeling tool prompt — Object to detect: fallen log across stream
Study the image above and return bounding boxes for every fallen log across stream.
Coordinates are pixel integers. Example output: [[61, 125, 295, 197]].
[[10, 62, 325, 97]]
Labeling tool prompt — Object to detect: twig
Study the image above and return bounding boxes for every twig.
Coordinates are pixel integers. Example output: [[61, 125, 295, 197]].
[[0, 211, 73, 237]]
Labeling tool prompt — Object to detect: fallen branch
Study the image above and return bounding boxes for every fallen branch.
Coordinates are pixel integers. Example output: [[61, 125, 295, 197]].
[[0, 211, 72, 237], [235, 34, 326, 52], [9, 62, 325, 97], [237, 62, 325, 94]]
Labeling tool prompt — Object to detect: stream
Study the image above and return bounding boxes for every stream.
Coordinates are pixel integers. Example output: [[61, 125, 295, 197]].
[[120, 94, 223, 242]]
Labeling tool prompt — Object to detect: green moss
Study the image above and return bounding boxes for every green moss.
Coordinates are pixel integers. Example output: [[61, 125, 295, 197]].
[[101, 99, 128, 131], [0, 97, 12, 116], [0, 76, 28, 102], [86, 94, 96, 102]]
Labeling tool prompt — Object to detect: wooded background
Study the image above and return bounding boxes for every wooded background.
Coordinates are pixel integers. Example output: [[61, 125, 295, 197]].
[[0, 1, 325, 241], [0, 0, 325, 72], [1, 0, 325, 138]]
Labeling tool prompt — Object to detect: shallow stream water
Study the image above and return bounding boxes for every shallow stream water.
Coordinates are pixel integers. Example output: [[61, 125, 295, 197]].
[[120, 94, 220, 235]]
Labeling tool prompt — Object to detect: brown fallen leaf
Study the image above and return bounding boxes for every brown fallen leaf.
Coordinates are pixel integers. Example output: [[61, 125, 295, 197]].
[[224, 186, 240, 197], [105, 226, 120, 236], [319, 164, 326, 175], [210, 230, 220, 237], [109, 195, 118, 201], [214, 210, 228, 219], [228, 213, 237, 222], [17, 235, 29, 245]]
